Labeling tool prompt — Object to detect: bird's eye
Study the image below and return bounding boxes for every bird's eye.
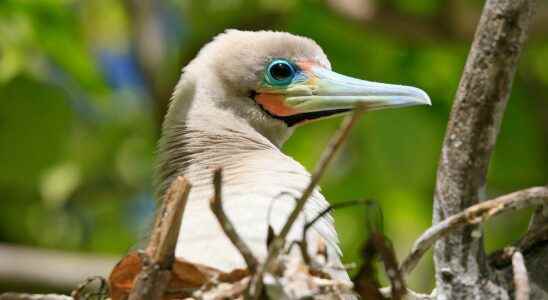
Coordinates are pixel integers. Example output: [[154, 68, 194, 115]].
[[266, 59, 296, 85]]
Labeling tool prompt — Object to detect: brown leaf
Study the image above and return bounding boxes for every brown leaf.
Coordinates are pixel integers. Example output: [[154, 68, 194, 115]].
[[109, 252, 250, 300]]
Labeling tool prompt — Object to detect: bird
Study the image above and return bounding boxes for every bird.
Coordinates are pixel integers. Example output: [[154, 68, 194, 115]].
[[154, 29, 430, 284]]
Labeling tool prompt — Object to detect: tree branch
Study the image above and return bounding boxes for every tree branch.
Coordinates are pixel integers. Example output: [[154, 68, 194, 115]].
[[128, 176, 191, 300], [0, 294, 72, 300], [432, 0, 535, 298], [0, 244, 116, 291], [401, 186, 548, 275], [209, 168, 259, 272], [512, 251, 530, 300]]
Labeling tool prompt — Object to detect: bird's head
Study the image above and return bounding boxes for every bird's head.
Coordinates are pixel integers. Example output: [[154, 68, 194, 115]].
[[171, 30, 430, 146]]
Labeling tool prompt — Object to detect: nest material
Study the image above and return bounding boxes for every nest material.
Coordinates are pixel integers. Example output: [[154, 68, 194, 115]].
[[109, 251, 354, 300]]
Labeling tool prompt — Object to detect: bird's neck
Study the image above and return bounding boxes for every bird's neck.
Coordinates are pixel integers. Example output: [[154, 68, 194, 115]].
[[155, 112, 289, 197]]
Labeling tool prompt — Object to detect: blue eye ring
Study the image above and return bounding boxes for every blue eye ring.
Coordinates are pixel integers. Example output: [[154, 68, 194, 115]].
[[266, 59, 296, 86]]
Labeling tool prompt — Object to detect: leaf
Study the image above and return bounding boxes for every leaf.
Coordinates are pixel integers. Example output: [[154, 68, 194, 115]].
[[108, 252, 249, 300]]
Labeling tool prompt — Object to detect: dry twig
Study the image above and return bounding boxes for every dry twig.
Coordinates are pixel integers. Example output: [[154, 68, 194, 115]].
[[128, 176, 191, 300], [354, 233, 406, 300], [209, 168, 259, 272], [401, 186, 548, 275], [71, 276, 108, 300], [0, 294, 73, 300], [512, 251, 530, 300], [247, 109, 364, 299]]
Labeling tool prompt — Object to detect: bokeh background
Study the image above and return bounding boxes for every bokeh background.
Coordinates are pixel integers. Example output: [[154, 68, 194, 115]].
[[1, 0, 547, 294]]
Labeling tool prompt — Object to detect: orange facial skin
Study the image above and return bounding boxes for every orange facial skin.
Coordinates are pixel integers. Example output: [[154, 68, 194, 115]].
[[255, 93, 298, 117]]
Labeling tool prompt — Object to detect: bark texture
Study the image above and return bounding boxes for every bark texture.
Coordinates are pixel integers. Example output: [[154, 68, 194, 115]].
[[432, 0, 536, 299]]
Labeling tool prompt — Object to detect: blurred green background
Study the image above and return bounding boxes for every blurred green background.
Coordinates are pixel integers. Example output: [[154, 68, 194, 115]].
[[1, 0, 547, 294]]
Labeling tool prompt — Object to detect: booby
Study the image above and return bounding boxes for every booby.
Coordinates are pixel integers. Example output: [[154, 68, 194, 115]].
[[155, 30, 430, 282]]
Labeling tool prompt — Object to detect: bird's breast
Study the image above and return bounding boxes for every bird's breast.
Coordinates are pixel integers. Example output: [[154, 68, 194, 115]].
[[174, 152, 340, 273]]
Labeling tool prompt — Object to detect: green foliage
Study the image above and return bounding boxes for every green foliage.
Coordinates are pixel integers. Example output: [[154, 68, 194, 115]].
[[0, 0, 547, 293]]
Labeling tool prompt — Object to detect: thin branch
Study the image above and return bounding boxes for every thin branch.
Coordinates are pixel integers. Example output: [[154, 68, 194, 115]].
[[512, 251, 529, 300], [0, 294, 72, 300], [373, 234, 406, 300], [128, 176, 191, 300], [304, 200, 369, 232], [209, 168, 259, 272], [248, 108, 364, 299], [401, 186, 548, 276], [288, 200, 371, 265], [490, 220, 548, 268], [354, 232, 406, 299], [0, 243, 116, 290], [71, 276, 108, 300], [353, 233, 384, 300], [526, 204, 548, 242]]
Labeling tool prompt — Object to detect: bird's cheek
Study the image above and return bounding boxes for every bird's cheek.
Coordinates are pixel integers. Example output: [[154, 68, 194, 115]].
[[255, 93, 298, 117]]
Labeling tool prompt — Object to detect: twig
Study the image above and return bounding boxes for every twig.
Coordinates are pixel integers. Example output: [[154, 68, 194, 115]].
[[373, 235, 406, 300], [354, 232, 407, 300], [0, 294, 72, 300], [490, 222, 548, 268], [146, 176, 191, 266], [297, 200, 372, 265], [71, 276, 108, 300], [128, 176, 191, 300], [209, 168, 259, 272], [247, 109, 364, 299], [353, 233, 384, 300], [304, 200, 370, 232], [354, 232, 406, 300], [401, 186, 548, 276], [512, 251, 529, 300]]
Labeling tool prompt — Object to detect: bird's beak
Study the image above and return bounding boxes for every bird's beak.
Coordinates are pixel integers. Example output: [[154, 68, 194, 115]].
[[287, 65, 431, 112], [255, 63, 430, 125]]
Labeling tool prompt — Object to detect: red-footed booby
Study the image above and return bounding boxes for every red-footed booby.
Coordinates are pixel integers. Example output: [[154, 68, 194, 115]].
[[155, 30, 430, 282]]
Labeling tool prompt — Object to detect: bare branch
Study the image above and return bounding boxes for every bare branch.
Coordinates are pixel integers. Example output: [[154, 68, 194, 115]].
[[128, 176, 191, 300], [0, 243, 116, 290], [512, 251, 530, 300], [304, 200, 369, 232], [353, 234, 384, 300], [401, 186, 548, 276], [373, 234, 406, 300], [432, 0, 536, 297], [0, 294, 72, 300], [292, 200, 371, 265], [209, 168, 259, 272], [526, 205, 548, 244], [71, 276, 108, 300], [248, 108, 364, 299], [354, 232, 406, 299]]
